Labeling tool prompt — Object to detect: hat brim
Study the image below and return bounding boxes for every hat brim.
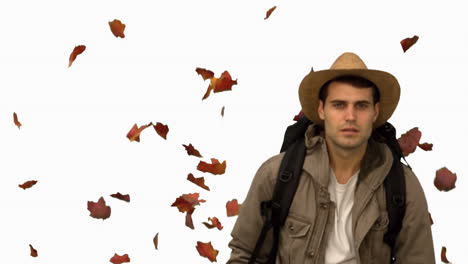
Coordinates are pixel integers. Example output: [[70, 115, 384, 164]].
[[298, 69, 400, 129]]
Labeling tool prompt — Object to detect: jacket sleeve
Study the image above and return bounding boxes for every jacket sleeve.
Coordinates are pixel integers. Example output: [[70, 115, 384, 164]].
[[226, 155, 280, 263], [394, 165, 436, 264]]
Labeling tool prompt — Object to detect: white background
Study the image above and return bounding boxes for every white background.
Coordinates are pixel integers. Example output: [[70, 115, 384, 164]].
[[1, 0, 467, 263]]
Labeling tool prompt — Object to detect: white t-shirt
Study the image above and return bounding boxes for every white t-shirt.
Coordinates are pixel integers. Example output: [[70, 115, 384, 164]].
[[324, 168, 359, 264]]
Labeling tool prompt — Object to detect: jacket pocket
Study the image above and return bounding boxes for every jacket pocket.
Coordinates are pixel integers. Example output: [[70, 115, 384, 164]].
[[368, 213, 391, 263], [280, 214, 311, 263]]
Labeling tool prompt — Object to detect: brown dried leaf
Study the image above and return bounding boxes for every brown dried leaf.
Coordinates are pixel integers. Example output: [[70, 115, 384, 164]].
[[13, 112, 22, 129], [153, 122, 169, 140], [183, 144, 203, 158], [400, 35, 419, 53], [187, 173, 210, 191], [110, 192, 130, 202], [226, 199, 241, 217], [264, 6, 277, 20], [19, 180, 37, 190], [202, 217, 223, 230], [68, 45, 86, 67], [29, 244, 38, 257], [434, 167, 457, 191], [153, 232, 159, 250], [87, 197, 111, 220], [126, 122, 153, 142], [109, 19, 126, 38]]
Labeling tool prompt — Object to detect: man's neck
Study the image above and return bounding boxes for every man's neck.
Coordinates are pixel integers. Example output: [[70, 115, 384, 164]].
[[325, 140, 367, 184]]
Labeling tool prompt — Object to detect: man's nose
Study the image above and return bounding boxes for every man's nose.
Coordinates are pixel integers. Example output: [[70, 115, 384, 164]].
[[345, 106, 357, 121]]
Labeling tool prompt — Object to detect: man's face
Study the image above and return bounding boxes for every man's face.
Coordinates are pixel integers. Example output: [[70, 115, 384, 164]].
[[317, 81, 380, 152]]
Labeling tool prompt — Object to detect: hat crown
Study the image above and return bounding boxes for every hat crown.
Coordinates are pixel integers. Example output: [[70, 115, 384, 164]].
[[330, 52, 368, 70]]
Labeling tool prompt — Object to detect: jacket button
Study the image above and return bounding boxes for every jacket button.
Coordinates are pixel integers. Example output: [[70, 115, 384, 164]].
[[288, 223, 294, 231], [309, 251, 315, 257], [320, 203, 328, 209]]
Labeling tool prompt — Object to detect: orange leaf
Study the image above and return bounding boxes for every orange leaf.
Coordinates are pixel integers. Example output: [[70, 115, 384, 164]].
[[400, 35, 419, 53], [441, 246, 451, 263], [197, 158, 226, 175], [397, 127, 421, 156], [68, 45, 86, 67], [29, 244, 38, 257], [19, 180, 37, 190], [110, 192, 130, 202], [183, 144, 203, 157], [264, 6, 277, 20], [87, 197, 111, 220], [196, 241, 219, 262], [202, 217, 223, 230], [110, 253, 130, 264], [109, 19, 126, 38], [187, 173, 210, 191], [293, 110, 304, 121], [434, 167, 457, 191], [13, 112, 22, 129], [226, 199, 241, 217], [153, 122, 169, 140], [171, 193, 206, 229], [153, 232, 159, 250], [221, 106, 225, 117], [126, 122, 152, 142], [196, 67, 215, 80], [201, 70, 237, 100], [418, 142, 433, 151]]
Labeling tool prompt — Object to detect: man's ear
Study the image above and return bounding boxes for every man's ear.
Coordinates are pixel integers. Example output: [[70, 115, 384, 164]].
[[318, 100, 325, 120], [373, 102, 380, 122]]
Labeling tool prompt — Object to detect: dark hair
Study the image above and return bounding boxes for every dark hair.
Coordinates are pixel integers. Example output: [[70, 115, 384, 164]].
[[318, 75, 380, 105]]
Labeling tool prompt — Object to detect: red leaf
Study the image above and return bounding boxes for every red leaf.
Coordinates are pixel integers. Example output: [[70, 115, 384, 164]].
[[182, 144, 203, 157], [109, 19, 125, 38], [400, 35, 419, 53], [19, 180, 37, 190], [153, 232, 159, 250], [434, 167, 457, 191], [126, 122, 152, 142], [153, 122, 169, 139], [171, 193, 206, 229], [68, 45, 86, 67], [187, 173, 210, 191], [196, 67, 215, 80], [110, 253, 130, 264], [264, 6, 277, 20], [293, 110, 304, 121], [197, 158, 226, 175], [29, 244, 38, 257], [441, 246, 451, 263], [196, 241, 219, 262], [202, 217, 223, 230], [110, 192, 130, 202], [87, 197, 111, 220], [397, 127, 422, 156], [226, 199, 241, 217], [201, 70, 237, 100], [13, 112, 22, 129], [418, 142, 433, 151], [221, 106, 225, 117]]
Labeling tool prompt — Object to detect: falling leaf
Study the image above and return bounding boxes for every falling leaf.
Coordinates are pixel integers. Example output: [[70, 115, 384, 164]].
[[196, 67, 215, 80], [153, 232, 159, 250], [29, 244, 38, 257], [200, 70, 238, 100], [13, 112, 22, 129], [19, 180, 37, 190], [110, 253, 130, 264], [109, 19, 125, 38], [171, 193, 206, 229], [293, 110, 304, 121], [153, 122, 169, 140], [183, 144, 203, 158], [110, 192, 130, 202], [429, 212, 434, 225], [264, 6, 277, 20], [68, 45, 86, 67], [441, 246, 451, 263], [202, 217, 223, 230], [226, 199, 241, 217], [126, 122, 152, 142], [418, 142, 433, 151], [197, 158, 226, 175], [187, 173, 210, 191], [397, 127, 421, 156], [221, 106, 225, 117], [196, 241, 219, 262], [87, 197, 111, 220], [400, 35, 419, 53], [434, 167, 457, 191]]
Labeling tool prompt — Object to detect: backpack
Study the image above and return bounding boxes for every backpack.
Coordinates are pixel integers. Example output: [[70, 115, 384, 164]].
[[248, 114, 412, 264]]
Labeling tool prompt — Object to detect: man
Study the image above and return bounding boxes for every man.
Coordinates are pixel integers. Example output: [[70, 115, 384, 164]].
[[227, 52, 435, 263]]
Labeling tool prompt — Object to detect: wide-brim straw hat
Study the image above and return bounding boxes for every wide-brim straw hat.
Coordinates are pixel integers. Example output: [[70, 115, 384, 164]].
[[298, 52, 400, 129]]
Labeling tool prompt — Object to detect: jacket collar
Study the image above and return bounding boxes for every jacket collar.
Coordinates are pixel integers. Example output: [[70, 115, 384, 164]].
[[302, 123, 394, 191]]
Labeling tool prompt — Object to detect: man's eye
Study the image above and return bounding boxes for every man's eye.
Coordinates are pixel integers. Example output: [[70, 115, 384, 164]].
[[357, 103, 368, 109], [333, 103, 343, 108]]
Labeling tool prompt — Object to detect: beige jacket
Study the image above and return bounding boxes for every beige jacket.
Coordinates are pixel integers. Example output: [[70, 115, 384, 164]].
[[227, 124, 435, 263]]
